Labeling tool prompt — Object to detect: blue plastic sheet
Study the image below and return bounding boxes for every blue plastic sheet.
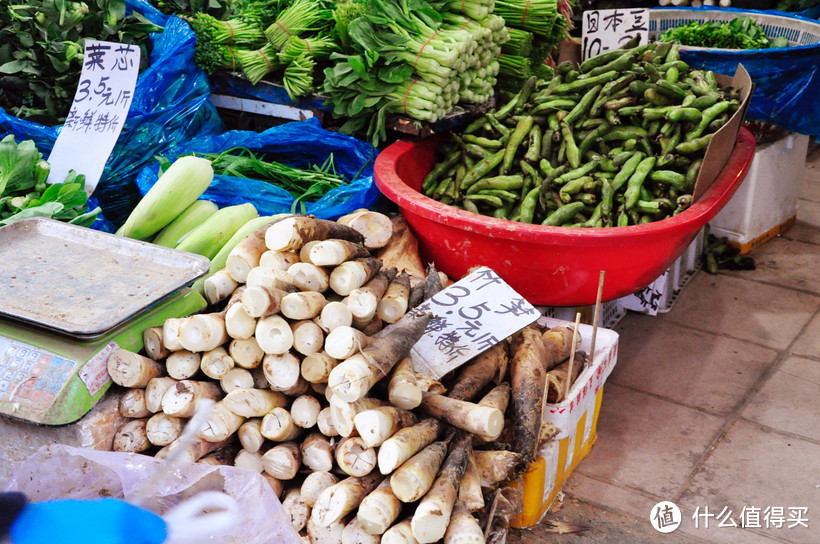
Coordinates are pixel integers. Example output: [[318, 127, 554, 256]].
[[654, 7, 820, 134], [136, 118, 381, 220], [0, 0, 225, 227]]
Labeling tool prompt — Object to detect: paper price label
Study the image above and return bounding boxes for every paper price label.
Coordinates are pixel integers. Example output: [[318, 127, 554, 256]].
[[581, 8, 649, 61], [410, 267, 540, 379], [47, 40, 140, 192]]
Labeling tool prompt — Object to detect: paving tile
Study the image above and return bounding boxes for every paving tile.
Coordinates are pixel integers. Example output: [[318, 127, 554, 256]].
[[791, 312, 820, 360], [741, 356, 820, 442], [782, 200, 820, 246], [676, 505, 793, 544], [665, 273, 819, 351], [678, 420, 820, 544], [730, 237, 820, 295], [610, 314, 777, 414], [574, 383, 724, 499], [563, 472, 661, 520], [799, 163, 820, 203]]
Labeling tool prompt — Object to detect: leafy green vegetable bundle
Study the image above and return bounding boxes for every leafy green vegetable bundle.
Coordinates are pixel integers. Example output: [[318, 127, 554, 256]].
[[162, 147, 353, 212], [422, 41, 742, 228], [323, 0, 509, 146], [0, 135, 100, 226], [0, 0, 162, 125], [658, 16, 789, 50]]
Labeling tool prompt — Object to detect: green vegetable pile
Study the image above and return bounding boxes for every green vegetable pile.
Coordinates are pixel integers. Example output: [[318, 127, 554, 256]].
[[0, 135, 100, 226], [323, 0, 509, 146], [161, 147, 355, 212], [658, 16, 789, 50], [422, 41, 742, 227], [0, 0, 162, 125]]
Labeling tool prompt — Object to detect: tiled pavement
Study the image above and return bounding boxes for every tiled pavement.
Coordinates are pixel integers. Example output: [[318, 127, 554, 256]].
[[510, 142, 820, 543]]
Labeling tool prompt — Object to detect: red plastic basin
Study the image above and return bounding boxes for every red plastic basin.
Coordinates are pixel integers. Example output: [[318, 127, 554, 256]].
[[374, 128, 756, 306]]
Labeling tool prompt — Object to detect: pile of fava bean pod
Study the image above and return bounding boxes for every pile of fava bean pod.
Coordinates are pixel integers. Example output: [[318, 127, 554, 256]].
[[421, 40, 742, 227]]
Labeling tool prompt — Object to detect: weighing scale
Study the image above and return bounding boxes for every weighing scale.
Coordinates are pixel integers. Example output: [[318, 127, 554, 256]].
[[0, 218, 210, 426]]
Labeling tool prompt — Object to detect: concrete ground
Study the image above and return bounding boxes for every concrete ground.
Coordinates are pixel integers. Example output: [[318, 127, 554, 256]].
[[510, 142, 820, 544]]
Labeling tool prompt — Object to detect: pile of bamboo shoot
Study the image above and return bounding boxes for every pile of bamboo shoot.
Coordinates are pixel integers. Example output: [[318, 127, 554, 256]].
[[109, 211, 589, 544]]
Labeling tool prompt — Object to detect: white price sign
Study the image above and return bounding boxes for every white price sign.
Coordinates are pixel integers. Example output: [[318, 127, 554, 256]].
[[410, 267, 540, 379], [581, 8, 649, 61], [47, 40, 140, 192]]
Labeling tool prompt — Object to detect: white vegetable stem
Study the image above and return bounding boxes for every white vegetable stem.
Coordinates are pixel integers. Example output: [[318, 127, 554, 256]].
[[179, 313, 228, 353], [317, 407, 338, 437]]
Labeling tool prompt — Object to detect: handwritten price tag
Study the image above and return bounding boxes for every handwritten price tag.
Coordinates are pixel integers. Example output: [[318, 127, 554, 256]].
[[581, 8, 649, 61], [47, 40, 140, 192], [410, 267, 540, 379]]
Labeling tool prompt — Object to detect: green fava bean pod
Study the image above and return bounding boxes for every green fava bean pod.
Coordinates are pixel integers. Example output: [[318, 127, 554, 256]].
[[501, 116, 534, 174], [519, 187, 540, 223], [460, 149, 505, 190], [624, 156, 656, 210], [542, 201, 586, 226]]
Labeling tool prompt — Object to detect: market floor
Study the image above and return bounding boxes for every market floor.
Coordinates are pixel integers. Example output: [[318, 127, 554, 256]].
[[509, 142, 820, 544]]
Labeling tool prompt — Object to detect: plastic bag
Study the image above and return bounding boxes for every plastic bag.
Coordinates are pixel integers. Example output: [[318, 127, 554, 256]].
[[3, 444, 301, 544], [0, 0, 225, 227], [135, 118, 381, 220], [655, 7, 820, 135]]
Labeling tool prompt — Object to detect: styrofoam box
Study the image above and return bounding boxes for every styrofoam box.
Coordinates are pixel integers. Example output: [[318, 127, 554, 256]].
[[538, 299, 628, 330], [709, 132, 810, 251], [618, 227, 705, 316], [509, 317, 619, 528]]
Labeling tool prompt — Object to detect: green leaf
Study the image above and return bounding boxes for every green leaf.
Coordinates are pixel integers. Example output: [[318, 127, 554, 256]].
[[348, 55, 367, 76], [0, 202, 64, 226], [0, 60, 27, 74]]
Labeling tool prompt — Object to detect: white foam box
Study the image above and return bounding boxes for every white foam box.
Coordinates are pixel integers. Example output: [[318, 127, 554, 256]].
[[509, 317, 620, 528], [709, 132, 810, 254]]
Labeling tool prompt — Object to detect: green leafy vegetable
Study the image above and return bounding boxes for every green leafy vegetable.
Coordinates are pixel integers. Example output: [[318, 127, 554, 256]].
[[658, 17, 785, 50]]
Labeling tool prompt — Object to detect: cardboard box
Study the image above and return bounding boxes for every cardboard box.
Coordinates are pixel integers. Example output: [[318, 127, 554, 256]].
[[508, 317, 620, 528]]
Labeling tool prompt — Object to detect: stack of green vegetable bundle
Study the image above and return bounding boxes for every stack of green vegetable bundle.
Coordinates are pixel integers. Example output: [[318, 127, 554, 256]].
[[191, 0, 339, 99], [658, 16, 790, 49], [323, 0, 508, 146], [493, 0, 572, 92], [422, 41, 742, 227], [0, 136, 100, 227], [0, 0, 162, 125]]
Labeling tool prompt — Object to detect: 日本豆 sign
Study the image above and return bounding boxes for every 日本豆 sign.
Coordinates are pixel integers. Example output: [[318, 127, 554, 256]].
[[410, 267, 540, 379], [47, 40, 140, 192], [581, 8, 649, 61]]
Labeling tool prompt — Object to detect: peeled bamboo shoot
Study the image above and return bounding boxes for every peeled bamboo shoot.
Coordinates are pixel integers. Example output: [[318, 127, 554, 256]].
[[291, 394, 322, 428], [224, 388, 287, 417], [266, 216, 364, 252], [107, 349, 161, 388], [310, 239, 370, 267], [301, 432, 334, 472], [288, 262, 330, 292], [377, 272, 410, 324], [260, 250, 299, 272], [377, 418, 442, 475], [343, 518, 380, 544], [179, 313, 228, 353], [198, 400, 245, 442], [317, 407, 338, 437], [200, 347, 235, 380], [320, 301, 354, 332], [112, 419, 150, 452], [329, 258, 382, 297], [293, 320, 325, 356], [262, 441, 301, 480], [353, 407, 416, 448], [263, 352, 302, 391], [226, 225, 269, 283], [144, 376, 178, 413], [389, 441, 448, 503], [166, 350, 201, 380], [311, 473, 383, 527], [357, 479, 402, 535], [225, 303, 257, 340], [335, 437, 377, 477], [204, 269, 239, 305], [162, 380, 222, 418], [119, 388, 151, 419], [282, 488, 311, 532], [381, 519, 418, 544], [336, 210, 393, 250], [324, 326, 371, 360], [143, 327, 168, 360], [302, 471, 340, 507], [443, 503, 484, 544], [146, 412, 184, 446], [282, 291, 328, 320], [457, 454, 484, 512], [238, 418, 265, 453], [234, 449, 264, 473], [256, 315, 294, 355], [420, 393, 503, 441], [229, 337, 265, 369], [261, 406, 301, 442], [302, 352, 338, 384], [387, 358, 421, 410]]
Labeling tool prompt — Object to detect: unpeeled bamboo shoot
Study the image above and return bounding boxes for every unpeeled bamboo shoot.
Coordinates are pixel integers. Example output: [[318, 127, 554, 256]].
[[357, 479, 402, 535], [224, 388, 287, 417], [144, 376, 178, 413], [510, 325, 547, 470], [478, 382, 511, 414], [302, 471, 340, 507], [302, 352, 338, 384], [377, 418, 442, 475], [377, 273, 410, 325], [107, 349, 161, 388], [198, 401, 245, 442], [310, 239, 370, 267], [204, 269, 239, 305], [112, 419, 150, 452], [457, 454, 484, 512], [387, 358, 421, 410], [288, 262, 330, 292], [200, 347, 235, 380], [336, 210, 392, 250], [335, 437, 377, 477], [166, 350, 201, 380], [353, 407, 416, 448], [311, 473, 383, 527], [282, 488, 311, 532], [238, 418, 265, 453], [473, 450, 521, 487], [376, 216, 425, 284], [266, 216, 364, 252], [420, 393, 503, 441], [234, 449, 264, 473], [389, 441, 448, 503], [119, 388, 151, 418], [410, 434, 472, 543], [143, 327, 168, 360], [146, 412, 184, 446], [301, 432, 334, 472], [447, 343, 508, 402], [229, 337, 265, 369], [262, 441, 301, 480], [292, 394, 322, 428]]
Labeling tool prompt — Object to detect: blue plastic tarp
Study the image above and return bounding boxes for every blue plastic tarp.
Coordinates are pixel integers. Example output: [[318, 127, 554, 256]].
[[136, 118, 381, 220]]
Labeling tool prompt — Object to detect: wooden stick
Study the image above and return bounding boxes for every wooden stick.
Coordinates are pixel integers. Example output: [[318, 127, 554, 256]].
[[590, 270, 605, 367], [563, 313, 582, 402]]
